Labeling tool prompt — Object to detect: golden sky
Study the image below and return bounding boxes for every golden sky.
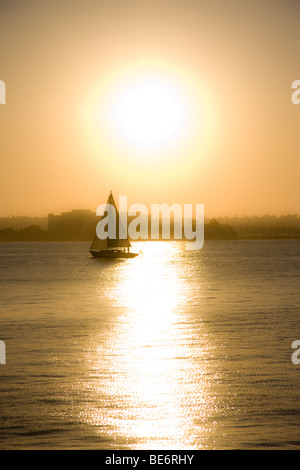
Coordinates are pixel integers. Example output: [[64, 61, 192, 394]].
[[0, 0, 299, 217]]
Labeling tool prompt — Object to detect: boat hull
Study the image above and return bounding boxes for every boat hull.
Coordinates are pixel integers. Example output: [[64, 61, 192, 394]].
[[90, 249, 139, 259]]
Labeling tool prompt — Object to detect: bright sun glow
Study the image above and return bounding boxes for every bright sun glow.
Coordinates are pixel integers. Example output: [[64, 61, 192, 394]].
[[114, 81, 185, 149]]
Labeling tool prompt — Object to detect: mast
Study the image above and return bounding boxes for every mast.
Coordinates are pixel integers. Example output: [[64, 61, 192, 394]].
[[106, 191, 130, 249]]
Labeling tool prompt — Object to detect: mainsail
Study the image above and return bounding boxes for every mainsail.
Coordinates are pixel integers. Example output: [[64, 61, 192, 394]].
[[89, 234, 108, 251], [90, 191, 131, 252]]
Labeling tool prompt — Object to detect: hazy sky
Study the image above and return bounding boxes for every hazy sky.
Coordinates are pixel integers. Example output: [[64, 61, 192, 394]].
[[0, 0, 299, 217]]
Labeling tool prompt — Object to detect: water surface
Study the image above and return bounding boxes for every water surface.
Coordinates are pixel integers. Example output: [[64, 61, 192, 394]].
[[0, 240, 299, 449]]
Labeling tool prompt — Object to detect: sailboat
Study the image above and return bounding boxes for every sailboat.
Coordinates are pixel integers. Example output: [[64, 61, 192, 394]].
[[89, 191, 139, 259]]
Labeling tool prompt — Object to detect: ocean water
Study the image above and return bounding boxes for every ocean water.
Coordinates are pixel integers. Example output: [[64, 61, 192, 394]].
[[0, 240, 299, 450]]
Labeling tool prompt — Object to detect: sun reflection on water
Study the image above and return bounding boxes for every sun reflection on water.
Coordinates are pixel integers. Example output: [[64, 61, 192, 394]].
[[83, 242, 220, 449]]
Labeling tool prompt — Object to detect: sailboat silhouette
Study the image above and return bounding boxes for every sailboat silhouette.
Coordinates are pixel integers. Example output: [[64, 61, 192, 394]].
[[89, 191, 139, 258]]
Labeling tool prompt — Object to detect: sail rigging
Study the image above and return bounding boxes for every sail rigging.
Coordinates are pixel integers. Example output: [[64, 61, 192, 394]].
[[106, 191, 131, 249]]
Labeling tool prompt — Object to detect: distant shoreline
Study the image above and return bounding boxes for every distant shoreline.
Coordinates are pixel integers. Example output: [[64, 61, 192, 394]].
[[0, 236, 299, 242], [1, 218, 300, 242]]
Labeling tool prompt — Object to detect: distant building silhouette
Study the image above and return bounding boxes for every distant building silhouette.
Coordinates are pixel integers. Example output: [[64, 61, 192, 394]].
[[48, 210, 98, 239], [218, 214, 300, 228]]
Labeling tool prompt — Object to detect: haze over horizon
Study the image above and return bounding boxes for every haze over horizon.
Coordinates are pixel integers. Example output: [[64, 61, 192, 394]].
[[1, 0, 299, 218]]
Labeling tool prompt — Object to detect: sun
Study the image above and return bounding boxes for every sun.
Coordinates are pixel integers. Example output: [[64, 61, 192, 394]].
[[89, 67, 205, 162], [114, 80, 186, 149]]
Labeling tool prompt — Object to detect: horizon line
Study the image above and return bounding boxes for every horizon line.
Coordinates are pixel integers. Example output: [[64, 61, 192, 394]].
[[0, 211, 300, 219]]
